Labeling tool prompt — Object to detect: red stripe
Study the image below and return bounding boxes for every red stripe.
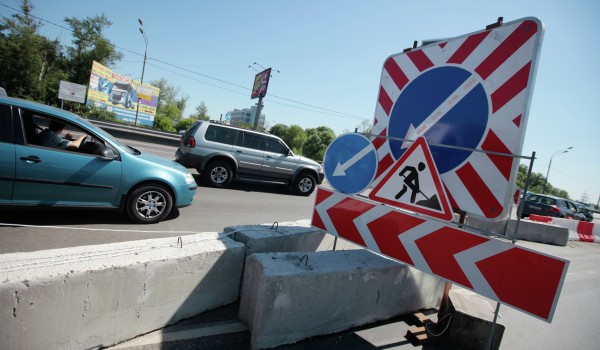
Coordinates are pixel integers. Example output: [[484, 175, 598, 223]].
[[481, 130, 513, 180], [328, 197, 375, 246], [384, 57, 410, 91], [456, 162, 503, 218], [378, 86, 393, 115], [445, 184, 460, 212], [577, 221, 595, 242], [416, 227, 489, 289], [367, 210, 425, 266], [311, 188, 336, 230], [475, 20, 539, 80], [372, 128, 387, 150], [513, 114, 522, 127], [447, 31, 490, 64], [407, 50, 434, 71], [491, 62, 531, 113], [439, 42, 447, 49], [477, 248, 566, 321], [376, 153, 394, 179]]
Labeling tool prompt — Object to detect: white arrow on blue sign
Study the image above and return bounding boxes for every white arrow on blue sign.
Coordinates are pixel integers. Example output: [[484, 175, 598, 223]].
[[323, 133, 378, 195]]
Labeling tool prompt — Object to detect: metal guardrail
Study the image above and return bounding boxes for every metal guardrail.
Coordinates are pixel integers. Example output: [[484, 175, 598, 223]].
[[89, 119, 180, 147]]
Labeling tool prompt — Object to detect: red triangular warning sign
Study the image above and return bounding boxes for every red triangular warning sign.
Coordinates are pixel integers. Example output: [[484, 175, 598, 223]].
[[369, 136, 453, 221]]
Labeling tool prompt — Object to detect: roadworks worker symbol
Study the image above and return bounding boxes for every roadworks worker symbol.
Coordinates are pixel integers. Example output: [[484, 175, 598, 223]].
[[369, 136, 453, 221]]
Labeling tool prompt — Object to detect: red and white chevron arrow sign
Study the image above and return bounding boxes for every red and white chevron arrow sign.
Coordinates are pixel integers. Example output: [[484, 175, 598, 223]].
[[312, 187, 569, 322]]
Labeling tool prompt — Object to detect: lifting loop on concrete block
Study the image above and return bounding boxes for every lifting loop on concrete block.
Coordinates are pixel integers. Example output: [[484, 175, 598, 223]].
[[299, 254, 309, 266], [270, 222, 279, 230], [177, 236, 182, 249]]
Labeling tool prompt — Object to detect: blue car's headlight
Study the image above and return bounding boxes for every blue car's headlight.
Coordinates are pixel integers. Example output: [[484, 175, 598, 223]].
[[185, 172, 197, 187]]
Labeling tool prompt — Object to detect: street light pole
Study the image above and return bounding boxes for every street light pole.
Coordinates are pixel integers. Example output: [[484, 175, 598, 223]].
[[542, 146, 572, 194], [134, 18, 148, 127]]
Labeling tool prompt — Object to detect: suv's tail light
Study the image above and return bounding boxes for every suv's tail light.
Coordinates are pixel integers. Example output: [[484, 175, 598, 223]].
[[549, 205, 560, 214], [185, 136, 196, 148]]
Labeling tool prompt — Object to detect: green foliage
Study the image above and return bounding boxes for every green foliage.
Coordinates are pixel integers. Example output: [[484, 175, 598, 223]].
[[517, 163, 570, 199], [269, 124, 288, 139], [176, 118, 195, 132], [82, 105, 117, 121], [285, 125, 307, 154], [303, 126, 336, 161], [153, 115, 175, 132], [64, 14, 123, 86]]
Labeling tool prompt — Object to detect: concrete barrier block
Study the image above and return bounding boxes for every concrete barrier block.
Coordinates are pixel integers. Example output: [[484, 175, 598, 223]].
[[444, 288, 504, 350], [466, 216, 569, 246], [509, 220, 569, 246], [225, 220, 325, 256], [0, 233, 245, 350], [239, 249, 445, 349]]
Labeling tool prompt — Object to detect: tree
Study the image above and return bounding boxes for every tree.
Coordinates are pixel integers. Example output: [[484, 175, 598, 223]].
[[284, 125, 307, 154], [303, 126, 336, 161], [269, 124, 288, 139], [516, 164, 570, 198], [196, 101, 209, 120], [176, 118, 195, 132], [0, 0, 61, 101], [153, 115, 175, 132], [64, 14, 122, 86]]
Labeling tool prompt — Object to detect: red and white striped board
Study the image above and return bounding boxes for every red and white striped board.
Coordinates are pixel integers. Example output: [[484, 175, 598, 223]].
[[312, 187, 569, 322], [371, 17, 543, 221]]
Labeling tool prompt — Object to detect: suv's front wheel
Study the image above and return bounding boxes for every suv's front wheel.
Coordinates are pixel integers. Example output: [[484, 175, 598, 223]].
[[293, 172, 316, 196], [203, 160, 233, 187]]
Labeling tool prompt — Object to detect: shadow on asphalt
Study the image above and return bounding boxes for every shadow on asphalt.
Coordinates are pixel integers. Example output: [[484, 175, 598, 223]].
[[0, 206, 180, 226], [193, 174, 299, 196]]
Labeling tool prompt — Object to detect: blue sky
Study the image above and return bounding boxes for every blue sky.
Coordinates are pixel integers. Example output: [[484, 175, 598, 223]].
[[2, 0, 599, 203]]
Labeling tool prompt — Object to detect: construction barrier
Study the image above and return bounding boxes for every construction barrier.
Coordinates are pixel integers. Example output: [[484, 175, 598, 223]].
[[528, 215, 599, 243]]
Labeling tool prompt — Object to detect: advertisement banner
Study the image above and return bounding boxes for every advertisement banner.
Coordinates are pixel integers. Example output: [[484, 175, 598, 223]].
[[86, 61, 160, 126], [251, 68, 271, 99]]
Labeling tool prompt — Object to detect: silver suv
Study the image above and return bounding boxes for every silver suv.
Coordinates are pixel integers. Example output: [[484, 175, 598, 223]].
[[175, 121, 324, 196]]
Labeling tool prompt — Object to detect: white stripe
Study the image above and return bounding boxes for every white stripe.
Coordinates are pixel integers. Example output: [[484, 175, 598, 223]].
[[468, 151, 509, 206], [398, 220, 445, 273], [380, 70, 402, 103], [315, 191, 347, 236], [482, 35, 536, 92], [441, 170, 484, 217], [454, 238, 513, 300], [394, 54, 421, 81], [353, 205, 394, 253], [486, 90, 527, 153]]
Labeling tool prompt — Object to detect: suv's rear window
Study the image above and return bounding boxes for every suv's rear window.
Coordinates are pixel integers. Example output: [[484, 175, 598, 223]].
[[205, 125, 237, 145]]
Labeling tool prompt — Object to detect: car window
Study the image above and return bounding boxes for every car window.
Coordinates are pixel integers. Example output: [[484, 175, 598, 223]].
[[20, 109, 110, 156], [265, 137, 288, 154], [0, 104, 12, 144], [205, 125, 237, 145], [239, 132, 263, 150]]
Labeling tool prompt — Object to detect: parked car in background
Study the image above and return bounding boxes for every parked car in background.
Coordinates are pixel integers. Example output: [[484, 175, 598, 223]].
[[575, 202, 594, 222], [521, 194, 583, 220], [175, 120, 324, 196], [0, 96, 197, 223]]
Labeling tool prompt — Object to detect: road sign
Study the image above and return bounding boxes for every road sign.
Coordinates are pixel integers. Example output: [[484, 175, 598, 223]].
[[369, 136, 453, 221], [312, 187, 569, 322], [323, 133, 378, 195], [370, 17, 544, 221]]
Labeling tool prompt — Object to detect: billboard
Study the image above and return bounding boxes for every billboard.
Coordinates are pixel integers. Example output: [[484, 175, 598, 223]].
[[86, 61, 160, 126], [251, 68, 271, 99]]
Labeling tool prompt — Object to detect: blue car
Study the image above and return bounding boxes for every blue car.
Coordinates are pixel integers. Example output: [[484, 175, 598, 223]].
[[0, 96, 197, 223]]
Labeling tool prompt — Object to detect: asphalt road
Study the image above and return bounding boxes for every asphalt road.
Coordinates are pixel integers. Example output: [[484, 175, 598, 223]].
[[0, 139, 316, 254]]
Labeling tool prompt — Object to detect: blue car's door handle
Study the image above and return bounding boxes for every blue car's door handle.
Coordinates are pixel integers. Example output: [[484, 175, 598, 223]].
[[20, 156, 42, 163]]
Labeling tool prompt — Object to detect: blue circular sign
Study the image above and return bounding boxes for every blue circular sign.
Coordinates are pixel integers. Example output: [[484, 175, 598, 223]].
[[323, 133, 377, 195], [388, 66, 489, 174]]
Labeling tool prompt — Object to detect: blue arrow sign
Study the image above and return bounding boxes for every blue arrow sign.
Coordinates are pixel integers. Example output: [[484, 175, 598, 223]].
[[323, 133, 377, 194]]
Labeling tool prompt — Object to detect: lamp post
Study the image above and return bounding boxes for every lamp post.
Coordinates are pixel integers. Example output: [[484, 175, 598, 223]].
[[134, 18, 148, 127], [542, 147, 572, 194]]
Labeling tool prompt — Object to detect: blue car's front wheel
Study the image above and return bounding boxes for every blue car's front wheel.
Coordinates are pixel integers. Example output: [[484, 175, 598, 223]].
[[126, 184, 173, 224]]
